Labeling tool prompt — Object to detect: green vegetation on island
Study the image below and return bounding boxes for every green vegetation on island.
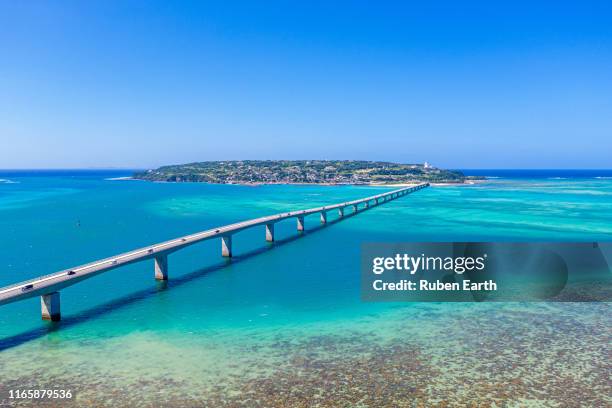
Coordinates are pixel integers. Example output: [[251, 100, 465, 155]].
[[134, 160, 475, 184]]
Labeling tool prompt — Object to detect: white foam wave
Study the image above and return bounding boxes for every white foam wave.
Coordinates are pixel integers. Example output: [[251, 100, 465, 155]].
[[0, 178, 19, 184], [105, 177, 135, 181]]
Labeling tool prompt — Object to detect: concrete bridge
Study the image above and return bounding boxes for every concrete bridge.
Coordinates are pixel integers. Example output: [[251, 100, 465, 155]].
[[0, 183, 429, 321]]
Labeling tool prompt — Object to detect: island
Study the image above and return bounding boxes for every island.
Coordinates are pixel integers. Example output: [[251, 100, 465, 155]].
[[133, 160, 478, 185]]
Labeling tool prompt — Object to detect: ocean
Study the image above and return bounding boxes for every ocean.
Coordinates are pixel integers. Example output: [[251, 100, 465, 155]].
[[0, 170, 610, 406]]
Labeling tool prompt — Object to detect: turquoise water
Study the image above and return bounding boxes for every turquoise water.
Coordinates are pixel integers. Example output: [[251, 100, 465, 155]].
[[0, 172, 610, 406]]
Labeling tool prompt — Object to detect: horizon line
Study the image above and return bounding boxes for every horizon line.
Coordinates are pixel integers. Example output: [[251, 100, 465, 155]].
[[2, 167, 612, 171]]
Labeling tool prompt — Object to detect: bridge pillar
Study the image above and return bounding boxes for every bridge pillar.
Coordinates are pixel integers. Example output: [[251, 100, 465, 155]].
[[265, 223, 275, 242], [338, 207, 344, 217], [154, 254, 168, 280], [41, 292, 60, 321], [221, 235, 232, 257], [365, 201, 369, 208], [353, 204, 358, 212], [297, 216, 305, 231], [320, 211, 327, 224]]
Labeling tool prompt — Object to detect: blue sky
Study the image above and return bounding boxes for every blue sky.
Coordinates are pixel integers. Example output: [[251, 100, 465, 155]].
[[1, 1, 611, 169]]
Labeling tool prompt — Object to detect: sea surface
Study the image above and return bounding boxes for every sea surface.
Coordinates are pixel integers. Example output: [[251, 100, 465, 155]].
[[0, 170, 610, 407]]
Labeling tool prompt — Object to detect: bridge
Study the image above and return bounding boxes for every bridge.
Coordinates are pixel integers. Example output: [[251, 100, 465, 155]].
[[0, 183, 429, 321]]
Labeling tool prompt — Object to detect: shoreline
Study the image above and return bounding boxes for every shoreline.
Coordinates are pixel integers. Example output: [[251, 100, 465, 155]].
[[128, 178, 483, 187]]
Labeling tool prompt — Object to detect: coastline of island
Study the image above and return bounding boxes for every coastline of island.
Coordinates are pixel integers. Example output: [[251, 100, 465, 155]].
[[133, 160, 484, 186]]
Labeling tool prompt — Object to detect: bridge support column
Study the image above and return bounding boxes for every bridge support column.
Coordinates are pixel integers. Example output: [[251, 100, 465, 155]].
[[297, 216, 305, 231], [41, 292, 60, 321], [154, 254, 168, 280], [364, 201, 369, 208], [338, 208, 344, 217], [353, 204, 358, 212], [265, 223, 275, 242], [320, 211, 327, 224], [221, 235, 232, 257]]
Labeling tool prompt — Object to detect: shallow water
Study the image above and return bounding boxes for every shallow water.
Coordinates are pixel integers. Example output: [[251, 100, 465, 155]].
[[0, 171, 610, 407]]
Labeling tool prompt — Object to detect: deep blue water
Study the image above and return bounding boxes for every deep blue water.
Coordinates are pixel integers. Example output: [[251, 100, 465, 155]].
[[461, 168, 612, 178]]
